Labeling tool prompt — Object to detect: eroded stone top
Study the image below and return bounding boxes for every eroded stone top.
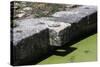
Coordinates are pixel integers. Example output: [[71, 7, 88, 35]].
[[40, 20, 71, 33], [51, 5, 97, 23], [13, 18, 48, 46]]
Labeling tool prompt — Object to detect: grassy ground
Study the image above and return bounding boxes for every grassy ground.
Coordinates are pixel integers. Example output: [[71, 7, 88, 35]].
[[38, 34, 97, 64]]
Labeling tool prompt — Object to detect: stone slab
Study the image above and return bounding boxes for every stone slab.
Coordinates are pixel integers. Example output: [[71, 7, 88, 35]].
[[43, 5, 97, 40], [11, 18, 50, 65]]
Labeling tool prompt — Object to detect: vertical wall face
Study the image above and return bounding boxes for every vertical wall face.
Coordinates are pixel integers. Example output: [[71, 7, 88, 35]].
[[13, 29, 50, 65], [51, 5, 97, 40], [11, 18, 50, 65]]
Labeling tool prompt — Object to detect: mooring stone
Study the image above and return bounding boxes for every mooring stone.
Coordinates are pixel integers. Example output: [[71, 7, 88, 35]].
[[11, 18, 50, 65], [40, 20, 71, 46]]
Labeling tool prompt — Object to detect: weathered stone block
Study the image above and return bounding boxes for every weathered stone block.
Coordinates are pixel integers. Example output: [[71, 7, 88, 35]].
[[11, 18, 50, 65], [40, 5, 97, 40], [40, 20, 71, 46], [11, 5, 97, 66], [71, 6, 97, 34], [51, 5, 97, 39]]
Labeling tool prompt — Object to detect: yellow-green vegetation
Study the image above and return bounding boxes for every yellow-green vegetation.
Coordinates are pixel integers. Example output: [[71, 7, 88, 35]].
[[38, 34, 97, 64]]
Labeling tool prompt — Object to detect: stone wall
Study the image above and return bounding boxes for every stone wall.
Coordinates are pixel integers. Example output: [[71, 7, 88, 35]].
[[11, 19, 50, 65], [11, 4, 97, 66]]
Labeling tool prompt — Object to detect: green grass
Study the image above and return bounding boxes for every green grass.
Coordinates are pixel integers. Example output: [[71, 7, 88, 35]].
[[38, 34, 97, 64]]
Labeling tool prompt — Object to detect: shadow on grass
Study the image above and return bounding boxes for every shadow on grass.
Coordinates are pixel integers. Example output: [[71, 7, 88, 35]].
[[53, 47, 77, 56], [17, 47, 77, 66]]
